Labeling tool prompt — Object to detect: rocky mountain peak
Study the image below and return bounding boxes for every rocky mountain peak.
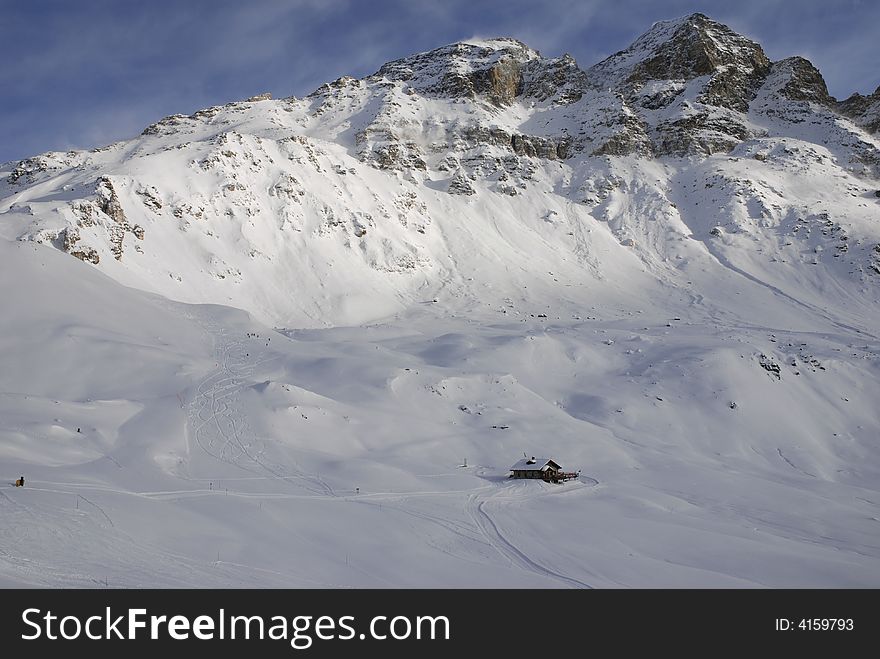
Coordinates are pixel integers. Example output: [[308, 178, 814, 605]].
[[763, 56, 833, 105], [363, 36, 589, 108], [588, 12, 771, 111], [371, 38, 540, 105]]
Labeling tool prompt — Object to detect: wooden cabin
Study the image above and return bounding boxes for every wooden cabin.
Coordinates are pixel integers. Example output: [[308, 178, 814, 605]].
[[509, 457, 578, 483], [509, 457, 562, 480]]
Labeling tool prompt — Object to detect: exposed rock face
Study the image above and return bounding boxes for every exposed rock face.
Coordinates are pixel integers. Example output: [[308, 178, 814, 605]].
[[749, 58, 880, 175], [96, 178, 126, 260], [585, 13, 773, 155], [521, 54, 588, 104], [7, 157, 53, 184], [6, 152, 82, 185], [87, 176, 145, 260], [371, 37, 592, 110], [70, 246, 101, 264], [472, 56, 523, 105], [136, 186, 163, 212], [591, 98, 653, 157], [838, 86, 880, 134], [60, 227, 100, 264], [447, 169, 476, 195], [142, 114, 193, 136], [354, 128, 427, 171], [96, 177, 126, 224], [510, 133, 570, 159], [322, 14, 867, 165], [653, 112, 753, 156], [347, 38, 588, 174], [372, 38, 537, 105], [769, 57, 834, 105], [588, 13, 771, 106]]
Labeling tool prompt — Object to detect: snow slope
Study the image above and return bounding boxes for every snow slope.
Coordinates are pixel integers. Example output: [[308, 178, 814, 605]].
[[1, 13, 879, 587]]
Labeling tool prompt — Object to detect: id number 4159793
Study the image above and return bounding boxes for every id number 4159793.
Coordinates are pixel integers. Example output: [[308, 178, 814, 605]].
[[775, 619, 853, 631]]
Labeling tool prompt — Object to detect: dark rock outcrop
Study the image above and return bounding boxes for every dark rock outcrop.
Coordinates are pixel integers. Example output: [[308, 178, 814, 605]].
[[471, 56, 523, 105], [447, 169, 476, 195], [838, 86, 880, 134], [7, 157, 51, 185], [96, 177, 126, 225], [768, 57, 834, 105], [245, 92, 273, 102], [94, 177, 144, 260], [521, 54, 588, 104]]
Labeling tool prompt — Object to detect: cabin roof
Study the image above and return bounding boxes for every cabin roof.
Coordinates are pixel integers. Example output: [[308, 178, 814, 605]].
[[510, 457, 560, 471]]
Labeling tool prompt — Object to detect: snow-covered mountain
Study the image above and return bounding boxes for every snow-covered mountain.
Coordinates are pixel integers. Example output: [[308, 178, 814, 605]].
[[1, 13, 879, 588], [3, 12, 879, 328]]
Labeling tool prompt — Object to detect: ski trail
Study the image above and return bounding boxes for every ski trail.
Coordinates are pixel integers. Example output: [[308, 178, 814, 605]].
[[467, 490, 593, 588], [76, 494, 114, 527], [356, 496, 487, 546], [185, 317, 336, 497], [777, 448, 817, 478], [684, 234, 879, 342]]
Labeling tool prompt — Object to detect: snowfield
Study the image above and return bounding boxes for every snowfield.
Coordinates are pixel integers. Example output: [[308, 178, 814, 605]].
[[1, 15, 879, 587], [1, 231, 878, 587]]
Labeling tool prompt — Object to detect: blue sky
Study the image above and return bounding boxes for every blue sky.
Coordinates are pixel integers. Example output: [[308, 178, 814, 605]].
[[1, 0, 877, 163]]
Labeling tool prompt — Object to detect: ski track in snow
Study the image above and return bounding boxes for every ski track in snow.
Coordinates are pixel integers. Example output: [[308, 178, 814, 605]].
[[0, 487, 226, 587], [187, 319, 337, 497], [684, 234, 880, 342], [467, 489, 593, 588], [776, 448, 817, 479]]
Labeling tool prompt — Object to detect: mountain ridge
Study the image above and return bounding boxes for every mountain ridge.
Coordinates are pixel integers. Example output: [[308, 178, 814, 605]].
[[1, 12, 879, 329]]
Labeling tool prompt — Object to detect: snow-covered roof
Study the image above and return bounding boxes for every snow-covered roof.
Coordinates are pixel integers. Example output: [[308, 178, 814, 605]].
[[510, 457, 559, 471]]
